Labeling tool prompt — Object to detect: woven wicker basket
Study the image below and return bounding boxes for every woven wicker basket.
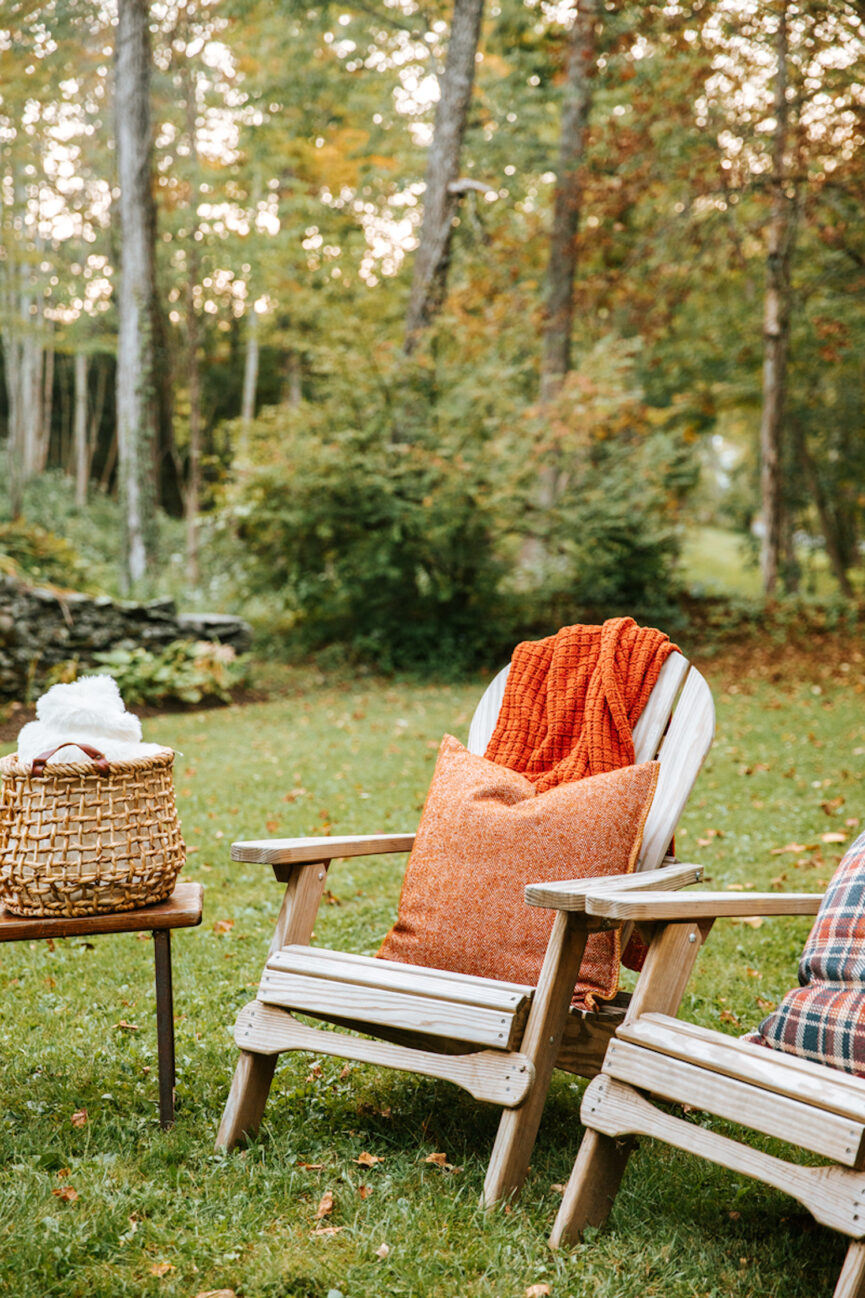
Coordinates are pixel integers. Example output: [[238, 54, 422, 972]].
[[0, 743, 186, 918]]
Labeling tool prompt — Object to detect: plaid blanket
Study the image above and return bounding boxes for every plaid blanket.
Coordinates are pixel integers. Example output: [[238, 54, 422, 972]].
[[745, 831, 865, 1074]]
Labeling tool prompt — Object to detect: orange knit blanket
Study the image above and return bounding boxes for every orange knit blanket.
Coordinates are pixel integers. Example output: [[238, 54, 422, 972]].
[[484, 617, 677, 791]]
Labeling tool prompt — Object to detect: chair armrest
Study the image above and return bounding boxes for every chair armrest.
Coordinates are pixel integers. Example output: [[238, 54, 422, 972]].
[[524, 862, 706, 912], [583, 889, 823, 922], [231, 833, 416, 865]]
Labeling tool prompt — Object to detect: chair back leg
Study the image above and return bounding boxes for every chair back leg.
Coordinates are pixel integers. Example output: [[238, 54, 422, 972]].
[[550, 1128, 635, 1246]]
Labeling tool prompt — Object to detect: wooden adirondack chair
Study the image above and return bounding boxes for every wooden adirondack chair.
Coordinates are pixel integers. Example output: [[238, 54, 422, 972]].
[[548, 884, 865, 1298], [216, 650, 714, 1206]]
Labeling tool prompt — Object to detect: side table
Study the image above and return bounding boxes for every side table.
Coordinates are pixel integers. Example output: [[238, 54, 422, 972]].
[[0, 880, 203, 1127]]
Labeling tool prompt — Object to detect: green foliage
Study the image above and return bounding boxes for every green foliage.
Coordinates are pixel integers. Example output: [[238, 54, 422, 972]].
[[229, 341, 695, 672], [511, 340, 695, 625], [232, 365, 514, 675], [91, 641, 249, 706], [0, 518, 96, 591]]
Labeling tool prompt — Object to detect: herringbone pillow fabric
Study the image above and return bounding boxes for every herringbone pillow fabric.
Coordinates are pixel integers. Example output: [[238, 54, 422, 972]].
[[377, 735, 659, 1009], [745, 831, 865, 1074]]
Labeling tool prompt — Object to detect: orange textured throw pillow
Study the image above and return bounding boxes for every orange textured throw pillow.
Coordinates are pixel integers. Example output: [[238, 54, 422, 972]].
[[377, 735, 659, 1008]]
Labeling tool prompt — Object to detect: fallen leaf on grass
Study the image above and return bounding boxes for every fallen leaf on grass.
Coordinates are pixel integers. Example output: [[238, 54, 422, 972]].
[[821, 831, 847, 844], [770, 842, 816, 856], [551, 1183, 566, 1194], [358, 1184, 372, 1200], [423, 1152, 462, 1172], [315, 1190, 334, 1219], [525, 1285, 551, 1297], [355, 1151, 384, 1167], [212, 919, 234, 935], [194, 1290, 238, 1298], [115, 1020, 140, 1032], [52, 1186, 78, 1202], [297, 1162, 324, 1171], [720, 1009, 740, 1026], [734, 917, 764, 929], [375, 1242, 390, 1259], [311, 1226, 344, 1237], [755, 997, 777, 1012], [821, 797, 845, 815], [149, 1261, 173, 1276]]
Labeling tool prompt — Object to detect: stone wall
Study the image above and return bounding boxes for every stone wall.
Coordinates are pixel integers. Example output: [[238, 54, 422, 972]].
[[0, 575, 252, 699]]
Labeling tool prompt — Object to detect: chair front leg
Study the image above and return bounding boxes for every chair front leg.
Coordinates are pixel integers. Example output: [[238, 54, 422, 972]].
[[549, 918, 711, 1244], [483, 911, 593, 1206], [215, 860, 329, 1150]]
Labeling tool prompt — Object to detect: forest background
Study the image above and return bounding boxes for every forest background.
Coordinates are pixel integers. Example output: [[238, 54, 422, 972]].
[[1, 0, 864, 678]]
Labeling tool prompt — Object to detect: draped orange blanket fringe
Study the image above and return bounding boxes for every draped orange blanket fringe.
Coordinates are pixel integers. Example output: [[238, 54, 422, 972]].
[[484, 616, 677, 790]]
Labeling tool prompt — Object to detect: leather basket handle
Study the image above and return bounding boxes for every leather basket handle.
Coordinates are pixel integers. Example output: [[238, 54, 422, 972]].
[[31, 744, 111, 777]]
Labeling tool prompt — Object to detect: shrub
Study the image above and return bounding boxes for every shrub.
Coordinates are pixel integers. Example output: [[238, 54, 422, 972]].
[[231, 380, 513, 675], [91, 640, 249, 706], [0, 519, 97, 591]]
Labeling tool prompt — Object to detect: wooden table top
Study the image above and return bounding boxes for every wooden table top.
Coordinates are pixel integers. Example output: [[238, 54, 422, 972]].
[[0, 880, 203, 942]]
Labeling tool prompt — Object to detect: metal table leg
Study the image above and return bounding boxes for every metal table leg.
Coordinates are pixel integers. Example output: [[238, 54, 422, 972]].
[[153, 930, 176, 1128]]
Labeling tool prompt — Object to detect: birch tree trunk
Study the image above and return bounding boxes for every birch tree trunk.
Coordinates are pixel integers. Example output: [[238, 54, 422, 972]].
[[74, 352, 89, 507], [240, 306, 259, 428], [540, 0, 599, 403], [183, 51, 202, 588], [759, 0, 796, 596], [403, 0, 485, 352], [115, 0, 159, 590], [40, 333, 54, 473]]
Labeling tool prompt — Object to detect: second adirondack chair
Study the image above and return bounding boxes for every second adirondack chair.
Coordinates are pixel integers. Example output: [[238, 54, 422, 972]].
[[216, 648, 714, 1206], [548, 872, 865, 1297]]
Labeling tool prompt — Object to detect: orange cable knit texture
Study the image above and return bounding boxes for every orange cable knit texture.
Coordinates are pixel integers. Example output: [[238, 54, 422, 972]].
[[484, 616, 677, 788]]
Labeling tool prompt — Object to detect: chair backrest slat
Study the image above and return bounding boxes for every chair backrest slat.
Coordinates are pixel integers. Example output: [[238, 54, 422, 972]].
[[632, 652, 690, 762], [467, 664, 511, 755], [637, 666, 714, 872]]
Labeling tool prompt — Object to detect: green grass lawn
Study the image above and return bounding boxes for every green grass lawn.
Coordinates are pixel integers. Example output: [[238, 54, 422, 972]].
[[2, 650, 865, 1297]]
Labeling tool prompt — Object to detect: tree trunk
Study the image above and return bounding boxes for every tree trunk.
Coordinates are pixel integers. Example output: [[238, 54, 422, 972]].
[[795, 420, 855, 598], [540, 0, 600, 403], [74, 352, 89, 507], [115, 0, 159, 591], [285, 350, 302, 406], [240, 306, 259, 430], [183, 50, 202, 588], [403, 0, 485, 352], [759, 1, 796, 596], [40, 331, 54, 473]]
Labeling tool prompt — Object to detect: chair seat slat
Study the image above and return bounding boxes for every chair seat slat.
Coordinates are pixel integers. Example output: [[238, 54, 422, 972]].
[[604, 1039, 865, 1167], [619, 1013, 865, 1124]]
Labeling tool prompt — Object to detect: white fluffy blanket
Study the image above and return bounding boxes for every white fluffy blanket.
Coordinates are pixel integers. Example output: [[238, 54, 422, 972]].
[[17, 675, 166, 769]]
